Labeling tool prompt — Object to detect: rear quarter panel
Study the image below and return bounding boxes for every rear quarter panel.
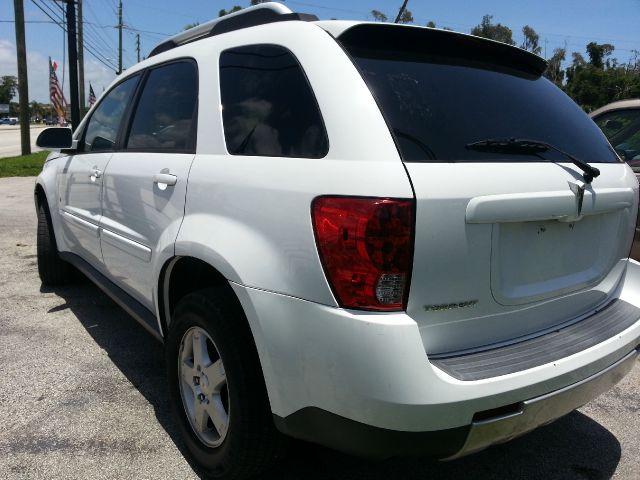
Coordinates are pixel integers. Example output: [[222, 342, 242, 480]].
[[175, 22, 413, 304]]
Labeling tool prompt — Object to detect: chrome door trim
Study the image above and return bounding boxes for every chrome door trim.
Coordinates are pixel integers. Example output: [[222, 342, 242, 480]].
[[101, 228, 152, 262], [60, 210, 100, 236]]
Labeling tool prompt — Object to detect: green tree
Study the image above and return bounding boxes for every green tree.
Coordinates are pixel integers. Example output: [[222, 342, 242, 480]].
[[219, 6, 242, 17], [571, 52, 587, 67], [564, 42, 640, 111], [397, 9, 413, 24], [543, 47, 566, 86], [183, 22, 200, 30], [29, 101, 48, 121], [521, 25, 541, 55], [586, 42, 615, 69], [371, 9, 387, 22], [470, 15, 515, 45], [0, 76, 18, 104], [426, 20, 436, 28]]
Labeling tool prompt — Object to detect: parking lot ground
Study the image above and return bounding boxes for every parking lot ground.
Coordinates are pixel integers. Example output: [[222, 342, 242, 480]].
[[0, 176, 638, 479]]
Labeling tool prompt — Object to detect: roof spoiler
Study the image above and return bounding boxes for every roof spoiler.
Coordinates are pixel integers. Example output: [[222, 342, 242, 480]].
[[149, 2, 318, 57], [338, 23, 548, 77]]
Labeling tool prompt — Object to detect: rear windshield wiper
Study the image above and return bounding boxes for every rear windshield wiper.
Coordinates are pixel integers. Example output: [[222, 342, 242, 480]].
[[465, 138, 601, 184]]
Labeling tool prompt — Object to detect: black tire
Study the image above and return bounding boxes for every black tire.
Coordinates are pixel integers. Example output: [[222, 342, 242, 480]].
[[37, 201, 73, 286], [166, 288, 287, 479]]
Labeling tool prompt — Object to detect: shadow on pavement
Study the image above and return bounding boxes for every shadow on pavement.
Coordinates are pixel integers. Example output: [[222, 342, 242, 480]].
[[42, 280, 622, 480]]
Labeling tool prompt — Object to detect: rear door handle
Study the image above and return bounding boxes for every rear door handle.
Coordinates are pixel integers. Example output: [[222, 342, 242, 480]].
[[153, 172, 178, 187], [89, 167, 102, 181]]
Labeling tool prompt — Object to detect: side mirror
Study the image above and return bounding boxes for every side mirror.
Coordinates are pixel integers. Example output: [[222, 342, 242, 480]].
[[36, 127, 73, 149]]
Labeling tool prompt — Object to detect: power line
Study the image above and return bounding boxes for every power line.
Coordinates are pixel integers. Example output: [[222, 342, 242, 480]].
[[40, 0, 119, 62], [283, 0, 367, 15], [0, 19, 60, 23], [125, 0, 201, 22], [123, 25, 171, 37], [83, 2, 119, 51], [31, 1, 115, 69], [30, 0, 118, 71], [34, 0, 117, 66]]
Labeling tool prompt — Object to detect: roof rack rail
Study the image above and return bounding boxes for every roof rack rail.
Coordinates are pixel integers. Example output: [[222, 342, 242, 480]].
[[149, 2, 318, 57]]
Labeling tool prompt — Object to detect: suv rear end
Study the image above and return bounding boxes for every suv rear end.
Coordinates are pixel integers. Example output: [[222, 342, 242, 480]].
[[249, 22, 640, 458]]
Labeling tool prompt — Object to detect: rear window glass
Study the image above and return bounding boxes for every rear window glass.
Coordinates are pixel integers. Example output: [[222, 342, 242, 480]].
[[219, 45, 328, 158], [341, 25, 619, 163]]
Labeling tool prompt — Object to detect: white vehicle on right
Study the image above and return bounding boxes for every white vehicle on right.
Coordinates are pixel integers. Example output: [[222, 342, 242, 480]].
[[591, 98, 640, 171], [33, 4, 640, 478]]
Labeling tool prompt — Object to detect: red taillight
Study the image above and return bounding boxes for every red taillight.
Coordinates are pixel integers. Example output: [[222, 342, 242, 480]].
[[311, 196, 415, 311]]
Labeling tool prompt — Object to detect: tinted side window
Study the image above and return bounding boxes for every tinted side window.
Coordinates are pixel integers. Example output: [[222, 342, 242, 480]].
[[83, 75, 139, 152], [219, 45, 328, 158], [595, 109, 640, 140], [126, 61, 198, 152]]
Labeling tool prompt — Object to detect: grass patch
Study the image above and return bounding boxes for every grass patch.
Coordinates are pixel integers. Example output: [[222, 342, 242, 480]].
[[0, 151, 50, 178]]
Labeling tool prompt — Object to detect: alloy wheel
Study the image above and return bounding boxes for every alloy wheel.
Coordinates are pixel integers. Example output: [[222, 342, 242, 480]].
[[178, 326, 230, 447]]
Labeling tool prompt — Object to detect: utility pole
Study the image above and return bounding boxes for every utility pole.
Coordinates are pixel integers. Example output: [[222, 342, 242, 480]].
[[117, 0, 123, 74], [77, 0, 85, 115], [65, 0, 80, 129], [394, 0, 409, 24], [136, 33, 140, 63], [13, 0, 30, 155]]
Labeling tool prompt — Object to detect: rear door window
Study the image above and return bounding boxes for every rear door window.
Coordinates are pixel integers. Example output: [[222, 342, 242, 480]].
[[219, 45, 328, 158], [340, 25, 619, 164]]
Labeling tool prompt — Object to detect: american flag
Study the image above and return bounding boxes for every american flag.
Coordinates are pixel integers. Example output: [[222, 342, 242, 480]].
[[49, 57, 66, 122], [88, 84, 96, 107]]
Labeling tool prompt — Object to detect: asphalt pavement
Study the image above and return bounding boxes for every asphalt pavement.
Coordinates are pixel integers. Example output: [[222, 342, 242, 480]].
[[0, 125, 46, 158], [0, 176, 638, 479]]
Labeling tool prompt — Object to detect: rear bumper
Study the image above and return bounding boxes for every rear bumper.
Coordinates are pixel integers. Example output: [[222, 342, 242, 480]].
[[231, 259, 640, 457], [447, 345, 638, 459], [274, 347, 638, 459]]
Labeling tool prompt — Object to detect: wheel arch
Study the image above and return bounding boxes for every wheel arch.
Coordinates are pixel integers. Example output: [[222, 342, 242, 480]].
[[159, 256, 229, 331], [34, 181, 46, 209], [158, 255, 277, 411]]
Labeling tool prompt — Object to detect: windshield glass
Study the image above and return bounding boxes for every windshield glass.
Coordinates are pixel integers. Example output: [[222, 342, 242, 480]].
[[341, 26, 619, 164]]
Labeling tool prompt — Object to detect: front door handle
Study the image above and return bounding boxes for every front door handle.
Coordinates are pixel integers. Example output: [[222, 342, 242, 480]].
[[153, 172, 178, 187]]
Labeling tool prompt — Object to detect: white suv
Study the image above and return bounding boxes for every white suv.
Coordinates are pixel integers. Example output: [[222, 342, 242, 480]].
[[35, 3, 640, 478]]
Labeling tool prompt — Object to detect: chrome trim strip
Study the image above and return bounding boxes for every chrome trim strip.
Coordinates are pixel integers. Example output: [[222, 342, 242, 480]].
[[60, 210, 99, 236], [100, 228, 152, 262]]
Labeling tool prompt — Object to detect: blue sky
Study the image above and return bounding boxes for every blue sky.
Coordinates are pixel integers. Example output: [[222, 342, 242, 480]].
[[1, 0, 639, 102]]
